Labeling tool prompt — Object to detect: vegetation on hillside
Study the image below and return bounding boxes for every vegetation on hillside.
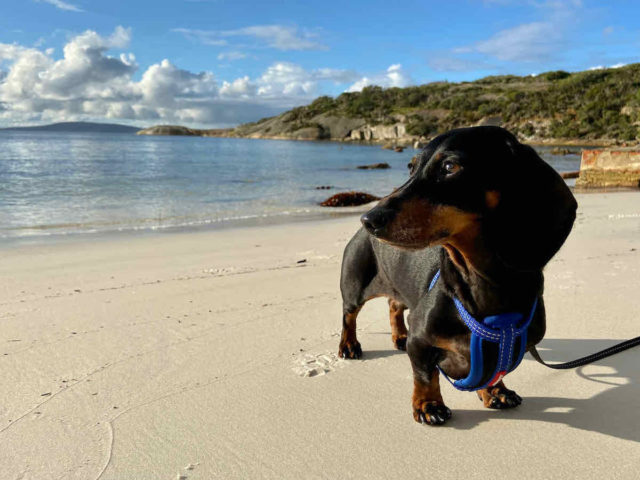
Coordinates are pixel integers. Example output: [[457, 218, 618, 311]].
[[248, 63, 640, 142]]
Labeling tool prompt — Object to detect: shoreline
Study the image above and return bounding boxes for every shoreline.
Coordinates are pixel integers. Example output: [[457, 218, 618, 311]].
[[5, 184, 640, 248], [0, 205, 374, 250], [138, 129, 624, 148]]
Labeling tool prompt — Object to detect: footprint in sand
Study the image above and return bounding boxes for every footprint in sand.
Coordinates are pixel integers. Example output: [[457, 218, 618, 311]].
[[292, 352, 345, 377]]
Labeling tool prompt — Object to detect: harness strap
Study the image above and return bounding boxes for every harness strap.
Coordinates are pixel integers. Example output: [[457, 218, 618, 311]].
[[428, 269, 537, 391], [428, 270, 640, 386]]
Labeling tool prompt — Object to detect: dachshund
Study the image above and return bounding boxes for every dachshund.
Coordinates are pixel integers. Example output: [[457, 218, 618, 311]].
[[338, 126, 577, 425]]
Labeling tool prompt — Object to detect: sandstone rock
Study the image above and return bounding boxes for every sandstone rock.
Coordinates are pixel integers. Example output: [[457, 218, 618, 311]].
[[576, 149, 640, 187], [320, 192, 380, 207]]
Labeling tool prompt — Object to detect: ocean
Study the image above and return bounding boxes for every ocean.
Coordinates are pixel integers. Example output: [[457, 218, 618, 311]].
[[0, 131, 581, 243]]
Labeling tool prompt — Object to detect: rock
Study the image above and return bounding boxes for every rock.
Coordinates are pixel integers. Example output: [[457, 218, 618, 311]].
[[137, 125, 199, 136], [137, 125, 233, 137], [350, 124, 407, 142], [560, 171, 580, 179], [576, 149, 640, 187], [550, 147, 579, 155], [357, 163, 391, 170], [320, 192, 380, 207], [291, 126, 328, 140], [475, 116, 503, 127], [408, 155, 419, 174], [381, 143, 394, 150], [394, 146, 404, 153]]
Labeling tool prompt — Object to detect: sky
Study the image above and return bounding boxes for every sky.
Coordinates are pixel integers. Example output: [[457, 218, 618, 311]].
[[0, 0, 639, 128]]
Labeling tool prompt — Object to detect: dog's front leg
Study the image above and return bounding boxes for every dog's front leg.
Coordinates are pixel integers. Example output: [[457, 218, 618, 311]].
[[407, 338, 452, 425], [477, 380, 522, 409]]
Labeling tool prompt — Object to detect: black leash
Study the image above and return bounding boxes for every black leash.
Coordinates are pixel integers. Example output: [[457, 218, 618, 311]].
[[529, 336, 640, 370]]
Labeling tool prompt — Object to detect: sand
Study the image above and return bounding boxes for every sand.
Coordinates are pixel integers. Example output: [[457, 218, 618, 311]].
[[1, 191, 639, 479]]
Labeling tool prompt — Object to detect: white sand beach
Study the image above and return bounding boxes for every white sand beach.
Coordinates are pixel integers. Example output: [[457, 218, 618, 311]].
[[1, 191, 639, 479]]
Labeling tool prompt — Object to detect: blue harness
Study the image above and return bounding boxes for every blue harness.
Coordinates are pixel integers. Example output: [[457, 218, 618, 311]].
[[428, 270, 538, 391]]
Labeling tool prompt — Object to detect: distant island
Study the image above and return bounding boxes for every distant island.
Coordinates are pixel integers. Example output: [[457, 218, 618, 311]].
[[138, 63, 640, 146], [0, 122, 141, 134]]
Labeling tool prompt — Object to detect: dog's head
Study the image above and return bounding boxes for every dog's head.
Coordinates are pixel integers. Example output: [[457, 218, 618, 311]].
[[361, 126, 577, 272]]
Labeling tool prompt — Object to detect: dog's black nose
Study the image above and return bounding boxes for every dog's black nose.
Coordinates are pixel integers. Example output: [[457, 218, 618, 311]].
[[361, 208, 394, 235]]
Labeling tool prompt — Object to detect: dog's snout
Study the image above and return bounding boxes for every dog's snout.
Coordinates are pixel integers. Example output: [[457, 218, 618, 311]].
[[361, 208, 395, 235]]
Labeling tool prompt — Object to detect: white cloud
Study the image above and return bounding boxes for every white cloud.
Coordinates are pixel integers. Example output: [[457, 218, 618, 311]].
[[172, 28, 228, 47], [442, 0, 580, 66], [474, 21, 559, 62], [347, 64, 412, 92], [220, 76, 256, 98], [589, 62, 627, 71], [0, 28, 359, 127], [37, 0, 83, 12], [174, 24, 326, 51], [217, 51, 247, 61]]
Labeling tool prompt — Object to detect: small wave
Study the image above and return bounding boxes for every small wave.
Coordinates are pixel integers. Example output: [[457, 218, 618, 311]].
[[0, 208, 318, 240]]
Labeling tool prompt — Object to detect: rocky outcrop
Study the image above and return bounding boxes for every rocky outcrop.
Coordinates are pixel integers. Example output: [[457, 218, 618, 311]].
[[576, 149, 640, 187], [348, 123, 408, 142], [137, 125, 233, 137], [320, 192, 380, 207], [137, 125, 200, 136]]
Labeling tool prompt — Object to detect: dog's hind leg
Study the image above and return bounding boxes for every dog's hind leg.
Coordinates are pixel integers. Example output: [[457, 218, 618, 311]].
[[388, 299, 408, 350], [338, 229, 386, 359]]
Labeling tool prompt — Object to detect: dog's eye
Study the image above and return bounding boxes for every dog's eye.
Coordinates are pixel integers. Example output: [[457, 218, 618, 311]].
[[442, 160, 461, 175]]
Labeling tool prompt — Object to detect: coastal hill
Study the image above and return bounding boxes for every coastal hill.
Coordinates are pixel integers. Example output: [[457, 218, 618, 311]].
[[139, 63, 640, 145], [0, 122, 141, 134]]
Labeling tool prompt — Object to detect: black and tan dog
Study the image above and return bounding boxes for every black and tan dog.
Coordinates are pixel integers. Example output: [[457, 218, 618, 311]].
[[339, 126, 577, 425]]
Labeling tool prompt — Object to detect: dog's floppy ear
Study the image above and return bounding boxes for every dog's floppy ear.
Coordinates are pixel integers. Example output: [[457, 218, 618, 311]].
[[487, 141, 577, 272]]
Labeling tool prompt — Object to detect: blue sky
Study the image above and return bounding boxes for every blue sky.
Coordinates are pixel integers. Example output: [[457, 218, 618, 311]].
[[1, 0, 639, 127]]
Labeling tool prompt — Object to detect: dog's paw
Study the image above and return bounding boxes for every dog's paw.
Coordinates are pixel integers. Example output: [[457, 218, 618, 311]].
[[478, 385, 522, 409], [392, 335, 407, 351], [338, 340, 362, 359], [413, 402, 452, 426]]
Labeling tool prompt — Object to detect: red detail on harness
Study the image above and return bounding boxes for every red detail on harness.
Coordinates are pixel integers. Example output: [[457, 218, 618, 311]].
[[488, 371, 506, 387]]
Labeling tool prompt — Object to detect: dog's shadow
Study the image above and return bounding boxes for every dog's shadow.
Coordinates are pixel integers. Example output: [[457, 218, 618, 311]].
[[449, 339, 640, 442]]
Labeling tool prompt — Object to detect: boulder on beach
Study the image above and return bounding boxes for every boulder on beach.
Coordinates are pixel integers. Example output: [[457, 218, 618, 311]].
[[320, 192, 380, 207], [550, 147, 580, 155], [357, 162, 391, 170]]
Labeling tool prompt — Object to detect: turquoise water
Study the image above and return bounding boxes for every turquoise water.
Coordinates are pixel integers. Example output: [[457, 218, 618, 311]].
[[0, 131, 581, 242]]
